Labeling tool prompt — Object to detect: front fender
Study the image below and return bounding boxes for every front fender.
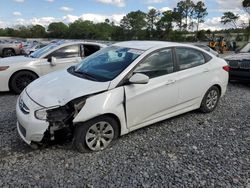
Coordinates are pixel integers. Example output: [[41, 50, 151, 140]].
[[73, 87, 129, 136]]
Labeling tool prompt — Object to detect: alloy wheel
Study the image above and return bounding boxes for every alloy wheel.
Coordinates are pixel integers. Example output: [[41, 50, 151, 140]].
[[206, 89, 218, 110], [85, 121, 114, 151]]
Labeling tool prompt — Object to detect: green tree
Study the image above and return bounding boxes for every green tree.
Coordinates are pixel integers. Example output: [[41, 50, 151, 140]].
[[172, 8, 184, 30], [47, 22, 68, 38], [176, 0, 195, 30], [156, 10, 173, 40], [30, 25, 46, 38], [221, 12, 240, 28], [243, 0, 250, 15], [68, 19, 94, 39], [146, 8, 160, 38], [193, 1, 207, 33], [120, 10, 147, 39]]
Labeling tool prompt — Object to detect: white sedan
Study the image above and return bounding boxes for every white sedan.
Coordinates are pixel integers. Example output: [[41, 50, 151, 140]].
[[0, 41, 106, 94], [16, 41, 229, 152]]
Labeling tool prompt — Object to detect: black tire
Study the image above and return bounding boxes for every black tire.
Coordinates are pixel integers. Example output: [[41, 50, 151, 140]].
[[199, 86, 220, 113], [74, 116, 119, 153], [3, 49, 15, 57], [9, 71, 38, 94]]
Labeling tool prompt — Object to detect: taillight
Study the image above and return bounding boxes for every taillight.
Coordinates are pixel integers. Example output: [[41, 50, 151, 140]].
[[223, 65, 230, 72], [19, 43, 23, 49]]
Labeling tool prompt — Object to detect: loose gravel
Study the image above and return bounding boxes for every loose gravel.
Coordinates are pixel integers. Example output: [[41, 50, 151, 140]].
[[0, 83, 250, 187]]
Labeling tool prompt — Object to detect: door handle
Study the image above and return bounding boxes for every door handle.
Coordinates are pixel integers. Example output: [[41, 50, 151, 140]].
[[203, 69, 210, 73], [165, 80, 176, 85]]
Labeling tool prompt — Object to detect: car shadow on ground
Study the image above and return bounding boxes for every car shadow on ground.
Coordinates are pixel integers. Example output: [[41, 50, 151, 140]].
[[0, 91, 17, 96]]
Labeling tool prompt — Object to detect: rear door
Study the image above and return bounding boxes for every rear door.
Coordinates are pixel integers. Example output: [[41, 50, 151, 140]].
[[124, 48, 179, 128], [175, 47, 212, 108]]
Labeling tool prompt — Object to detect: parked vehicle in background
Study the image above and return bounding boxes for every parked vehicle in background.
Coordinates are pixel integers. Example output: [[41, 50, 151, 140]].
[[16, 41, 229, 152], [0, 42, 24, 57], [192, 43, 219, 57], [0, 41, 107, 94], [224, 42, 250, 82], [23, 43, 48, 55]]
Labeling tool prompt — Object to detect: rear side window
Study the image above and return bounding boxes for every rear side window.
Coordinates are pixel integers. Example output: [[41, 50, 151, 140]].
[[134, 48, 174, 78], [176, 48, 205, 71], [83, 45, 100, 56]]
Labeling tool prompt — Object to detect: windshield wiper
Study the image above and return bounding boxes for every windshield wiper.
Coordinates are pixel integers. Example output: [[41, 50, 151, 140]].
[[73, 69, 98, 81]]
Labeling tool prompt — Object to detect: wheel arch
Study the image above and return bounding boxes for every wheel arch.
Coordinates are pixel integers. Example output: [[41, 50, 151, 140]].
[[2, 48, 15, 54], [211, 84, 222, 96], [8, 69, 39, 90], [75, 113, 122, 136]]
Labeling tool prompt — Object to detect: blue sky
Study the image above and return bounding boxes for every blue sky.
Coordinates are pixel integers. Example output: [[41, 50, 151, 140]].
[[0, 0, 248, 30]]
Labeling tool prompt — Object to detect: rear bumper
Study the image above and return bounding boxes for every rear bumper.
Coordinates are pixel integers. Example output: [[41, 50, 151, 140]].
[[229, 69, 250, 81]]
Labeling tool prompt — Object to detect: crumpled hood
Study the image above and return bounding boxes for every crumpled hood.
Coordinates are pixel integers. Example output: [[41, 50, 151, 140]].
[[224, 53, 250, 61], [0, 56, 38, 66], [26, 69, 110, 107]]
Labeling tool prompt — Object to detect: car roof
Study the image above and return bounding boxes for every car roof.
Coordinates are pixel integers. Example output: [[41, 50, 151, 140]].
[[53, 40, 107, 48], [112, 41, 192, 51]]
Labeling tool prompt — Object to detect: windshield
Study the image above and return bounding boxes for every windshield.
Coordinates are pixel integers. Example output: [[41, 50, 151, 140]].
[[239, 43, 250, 53], [71, 46, 144, 81], [29, 43, 60, 58]]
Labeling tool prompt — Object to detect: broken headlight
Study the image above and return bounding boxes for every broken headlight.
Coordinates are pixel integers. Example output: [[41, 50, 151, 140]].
[[34, 106, 60, 120]]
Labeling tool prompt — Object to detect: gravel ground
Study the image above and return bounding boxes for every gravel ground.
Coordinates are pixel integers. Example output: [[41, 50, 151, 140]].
[[0, 83, 250, 187]]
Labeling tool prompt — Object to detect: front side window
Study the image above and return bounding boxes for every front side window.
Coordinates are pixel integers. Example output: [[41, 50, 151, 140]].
[[176, 48, 205, 70], [134, 48, 174, 78], [71, 46, 144, 81], [47, 45, 80, 59]]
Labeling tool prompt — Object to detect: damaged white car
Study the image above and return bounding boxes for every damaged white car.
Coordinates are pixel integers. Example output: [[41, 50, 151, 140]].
[[16, 41, 229, 152]]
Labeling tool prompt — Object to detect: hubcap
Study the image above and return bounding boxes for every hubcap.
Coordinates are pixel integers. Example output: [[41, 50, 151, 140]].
[[86, 121, 114, 151], [206, 90, 218, 110]]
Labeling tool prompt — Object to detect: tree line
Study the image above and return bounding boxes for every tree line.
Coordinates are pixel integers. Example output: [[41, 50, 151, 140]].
[[0, 0, 249, 41]]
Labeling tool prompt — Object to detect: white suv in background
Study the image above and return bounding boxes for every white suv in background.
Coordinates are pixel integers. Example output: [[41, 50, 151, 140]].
[[16, 41, 229, 152], [0, 41, 106, 93]]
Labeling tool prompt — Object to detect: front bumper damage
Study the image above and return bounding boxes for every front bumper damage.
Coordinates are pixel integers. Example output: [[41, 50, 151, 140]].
[[16, 90, 87, 146]]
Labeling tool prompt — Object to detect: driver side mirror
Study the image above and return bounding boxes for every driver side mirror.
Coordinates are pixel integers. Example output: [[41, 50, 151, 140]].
[[48, 56, 56, 66], [129, 73, 149, 84]]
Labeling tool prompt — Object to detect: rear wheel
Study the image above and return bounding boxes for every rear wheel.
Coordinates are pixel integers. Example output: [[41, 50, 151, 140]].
[[3, 49, 15, 57], [200, 86, 220, 113], [74, 116, 119, 153], [10, 71, 38, 94]]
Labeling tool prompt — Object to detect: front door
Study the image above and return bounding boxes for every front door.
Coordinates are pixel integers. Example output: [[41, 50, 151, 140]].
[[39, 44, 81, 75], [124, 48, 179, 128]]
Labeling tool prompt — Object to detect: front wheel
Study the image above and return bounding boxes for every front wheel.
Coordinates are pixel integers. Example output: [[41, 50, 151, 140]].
[[10, 71, 38, 94], [200, 86, 220, 113], [74, 116, 119, 153]]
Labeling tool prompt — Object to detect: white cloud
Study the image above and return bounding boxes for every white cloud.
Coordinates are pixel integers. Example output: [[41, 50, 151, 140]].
[[45, 0, 54, 2], [63, 13, 125, 25], [148, 6, 156, 10], [146, 0, 165, 4], [160, 7, 172, 12], [147, 6, 172, 13], [0, 20, 6, 28], [60, 6, 73, 12], [200, 13, 249, 31], [0, 13, 125, 28], [96, 0, 125, 7], [13, 12, 22, 16], [13, 0, 24, 2], [216, 0, 242, 10]]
